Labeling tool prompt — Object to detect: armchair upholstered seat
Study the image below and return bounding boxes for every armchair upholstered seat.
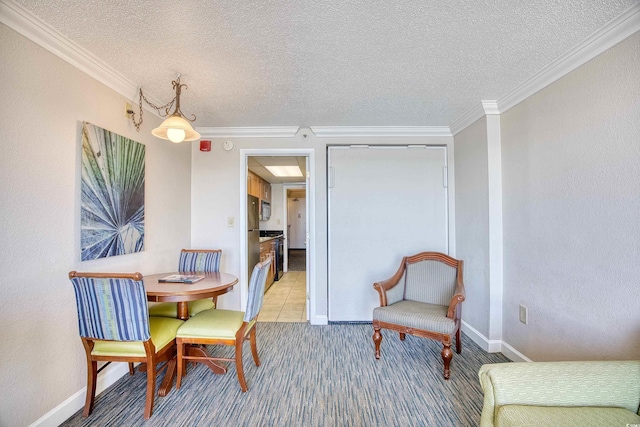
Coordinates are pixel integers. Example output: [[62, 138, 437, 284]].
[[68, 271, 183, 419], [176, 259, 272, 392], [149, 249, 222, 318], [374, 300, 457, 336], [372, 252, 465, 379]]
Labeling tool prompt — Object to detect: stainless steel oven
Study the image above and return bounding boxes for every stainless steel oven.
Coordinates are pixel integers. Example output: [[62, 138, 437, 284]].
[[260, 230, 283, 281], [274, 237, 284, 281]]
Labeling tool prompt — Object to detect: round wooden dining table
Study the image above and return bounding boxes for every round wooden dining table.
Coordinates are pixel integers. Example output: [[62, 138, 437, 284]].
[[145, 272, 239, 320], [144, 271, 239, 396]]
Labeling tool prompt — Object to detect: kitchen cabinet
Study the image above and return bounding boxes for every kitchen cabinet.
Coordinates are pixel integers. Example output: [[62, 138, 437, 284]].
[[247, 171, 261, 198], [261, 180, 271, 203], [247, 170, 271, 203], [259, 239, 277, 292]]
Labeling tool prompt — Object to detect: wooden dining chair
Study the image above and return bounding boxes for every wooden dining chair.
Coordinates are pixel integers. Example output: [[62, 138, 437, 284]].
[[68, 271, 184, 419], [175, 258, 272, 392], [148, 249, 224, 318]]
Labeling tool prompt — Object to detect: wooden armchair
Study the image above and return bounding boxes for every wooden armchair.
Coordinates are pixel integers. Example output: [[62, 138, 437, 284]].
[[372, 252, 465, 379]]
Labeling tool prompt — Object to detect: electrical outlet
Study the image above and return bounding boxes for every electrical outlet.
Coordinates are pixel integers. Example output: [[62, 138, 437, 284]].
[[519, 304, 528, 324], [277, 219, 281, 225], [227, 217, 235, 227], [125, 102, 133, 118]]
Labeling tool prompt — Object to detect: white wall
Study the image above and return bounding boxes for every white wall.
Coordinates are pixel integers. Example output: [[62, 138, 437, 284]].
[[288, 197, 307, 249], [190, 135, 454, 318], [500, 32, 640, 361], [454, 118, 491, 338], [0, 25, 192, 426]]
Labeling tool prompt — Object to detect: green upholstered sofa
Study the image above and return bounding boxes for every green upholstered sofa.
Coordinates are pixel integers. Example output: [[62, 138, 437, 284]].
[[479, 361, 640, 427]]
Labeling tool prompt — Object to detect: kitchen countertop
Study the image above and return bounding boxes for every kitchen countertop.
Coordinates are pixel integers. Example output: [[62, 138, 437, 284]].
[[259, 234, 283, 243]]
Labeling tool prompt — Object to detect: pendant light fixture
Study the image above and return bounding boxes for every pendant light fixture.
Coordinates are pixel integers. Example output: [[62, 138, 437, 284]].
[[128, 74, 200, 143]]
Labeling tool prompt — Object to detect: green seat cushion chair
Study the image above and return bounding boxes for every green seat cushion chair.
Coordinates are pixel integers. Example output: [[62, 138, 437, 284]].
[[92, 317, 184, 357], [148, 299, 215, 318], [177, 309, 256, 340], [495, 405, 640, 427]]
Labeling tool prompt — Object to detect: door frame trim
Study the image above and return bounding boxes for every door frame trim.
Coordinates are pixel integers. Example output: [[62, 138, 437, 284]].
[[239, 148, 318, 323]]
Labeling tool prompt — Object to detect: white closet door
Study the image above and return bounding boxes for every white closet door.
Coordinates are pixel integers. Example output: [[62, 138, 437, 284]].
[[328, 146, 448, 321]]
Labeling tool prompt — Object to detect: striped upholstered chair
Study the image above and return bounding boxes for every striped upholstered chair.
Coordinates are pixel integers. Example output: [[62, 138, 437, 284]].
[[372, 252, 465, 379], [148, 249, 223, 318], [68, 271, 183, 419], [176, 258, 272, 392]]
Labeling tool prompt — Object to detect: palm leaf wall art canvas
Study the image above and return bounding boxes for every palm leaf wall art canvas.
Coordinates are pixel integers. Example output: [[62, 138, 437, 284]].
[[81, 122, 145, 260]]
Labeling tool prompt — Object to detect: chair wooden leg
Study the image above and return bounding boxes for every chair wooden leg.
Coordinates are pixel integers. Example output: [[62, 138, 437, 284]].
[[249, 327, 260, 367], [128, 363, 135, 375], [143, 359, 156, 419], [442, 344, 452, 380], [373, 327, 382, 359], [455, 328, 462, 354], [399, 332, 406, 341], [176, 339, 184, 390], [235, 339, 248, 392], [84, 360, 97, 417]]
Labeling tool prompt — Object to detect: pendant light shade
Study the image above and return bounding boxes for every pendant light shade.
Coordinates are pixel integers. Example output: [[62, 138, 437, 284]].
[[151, 114, 201, 143]]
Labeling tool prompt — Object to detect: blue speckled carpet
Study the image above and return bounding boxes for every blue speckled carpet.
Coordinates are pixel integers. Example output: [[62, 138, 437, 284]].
[[61, 323, 509, 426]]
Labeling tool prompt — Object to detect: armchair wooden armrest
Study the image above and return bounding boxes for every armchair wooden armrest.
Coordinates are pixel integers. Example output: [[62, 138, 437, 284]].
[[446, 268, 466, 319], [373, 256, 408, 307]]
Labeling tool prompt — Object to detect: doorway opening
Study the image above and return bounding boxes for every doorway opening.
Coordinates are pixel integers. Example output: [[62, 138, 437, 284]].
[[240, 149, 315, 323], [285, 185, 307, 271]]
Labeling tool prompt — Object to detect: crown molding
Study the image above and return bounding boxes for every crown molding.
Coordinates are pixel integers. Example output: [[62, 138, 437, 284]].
[[498, 2, 640, 114], [449, 103, 486, 136], [449, 101, 499, 135], [0, 0, 163, 109], [482, 101, 500, 115], [310, 126, 452, 138], [450, 3, 640, 135], [197, 127, 300, 138]]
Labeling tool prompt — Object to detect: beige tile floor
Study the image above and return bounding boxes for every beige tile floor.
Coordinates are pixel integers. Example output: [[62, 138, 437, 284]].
[[259, 271, 307, 322]]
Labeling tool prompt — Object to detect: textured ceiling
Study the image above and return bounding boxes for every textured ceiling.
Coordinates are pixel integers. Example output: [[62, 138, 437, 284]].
[[14, 0, 636, 128]]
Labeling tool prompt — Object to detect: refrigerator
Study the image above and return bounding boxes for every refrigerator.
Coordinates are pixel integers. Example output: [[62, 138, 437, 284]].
[[247, 195, 261, 282]]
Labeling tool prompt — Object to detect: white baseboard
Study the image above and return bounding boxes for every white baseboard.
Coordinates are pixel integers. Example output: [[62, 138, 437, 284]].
[[311, 314, 328, 325], [461, 321, 502, 353], [461, 321, 532, 362], [29, 362, 131, 427], [500, 341, 533, 363]]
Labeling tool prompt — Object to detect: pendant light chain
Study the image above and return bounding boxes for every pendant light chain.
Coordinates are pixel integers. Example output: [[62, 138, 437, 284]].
[[130, 88, 177, 132]]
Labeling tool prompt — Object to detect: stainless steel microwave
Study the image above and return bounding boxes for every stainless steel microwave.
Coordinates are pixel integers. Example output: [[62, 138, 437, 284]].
[[260, 200, 271, 221]]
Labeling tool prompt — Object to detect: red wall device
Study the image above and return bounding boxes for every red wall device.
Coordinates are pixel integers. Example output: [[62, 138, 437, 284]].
[[200, 140, 211, 152]]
